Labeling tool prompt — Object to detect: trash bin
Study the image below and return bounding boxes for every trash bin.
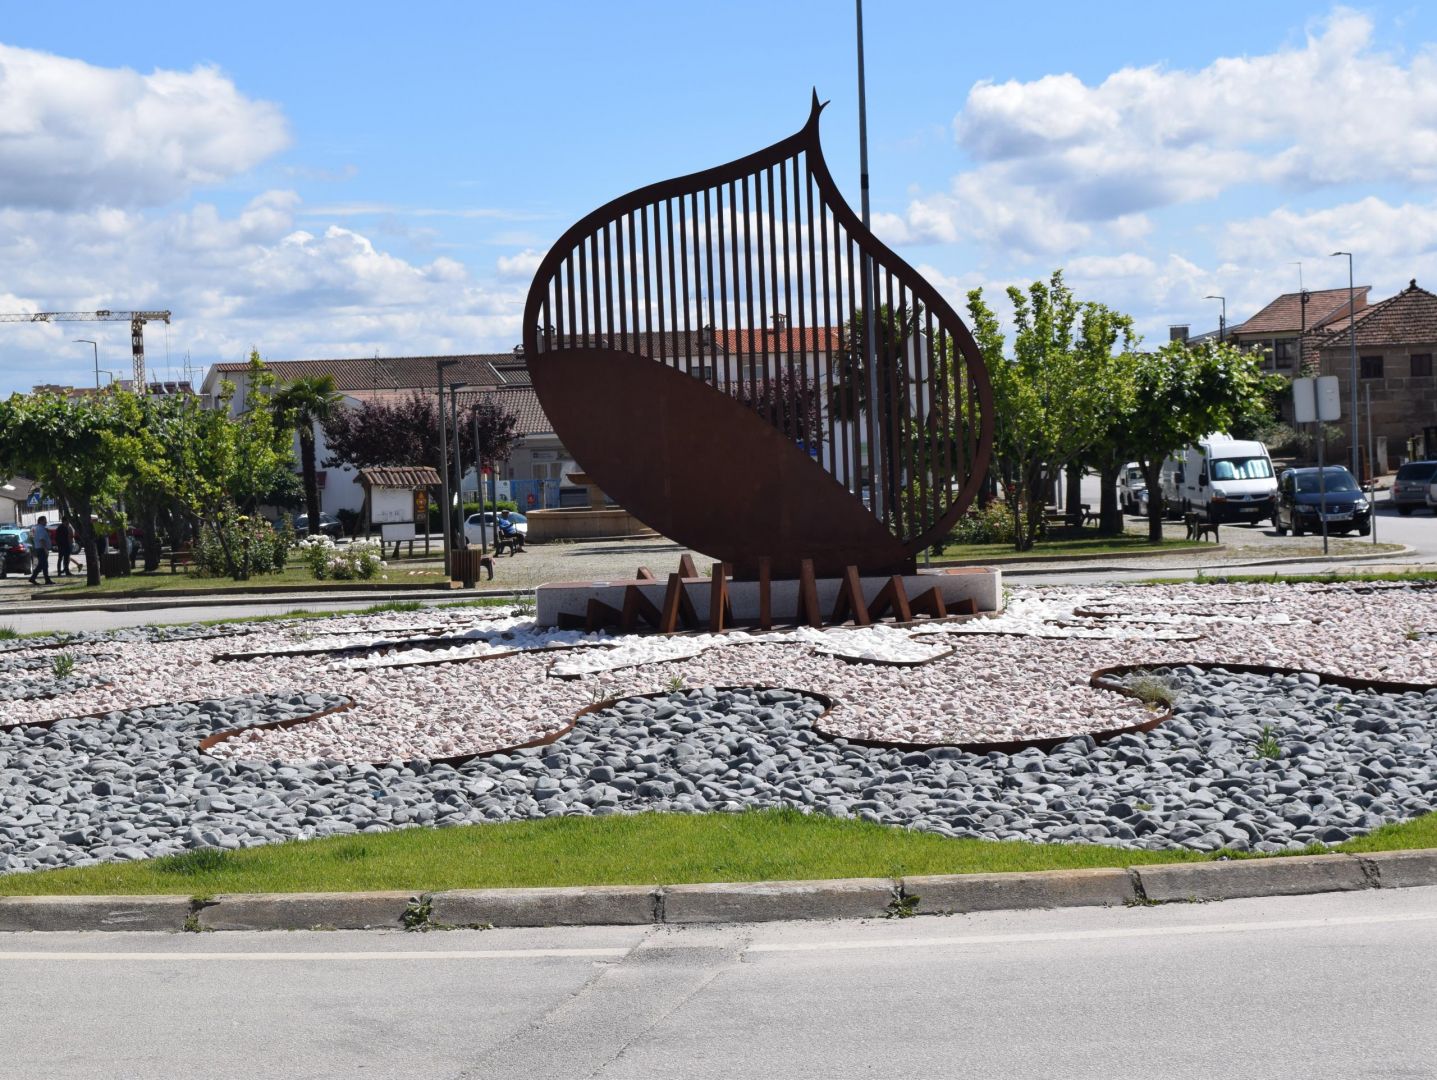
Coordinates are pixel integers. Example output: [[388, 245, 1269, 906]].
[[100, 550, 130, 579], [451, 549, 491, 588]]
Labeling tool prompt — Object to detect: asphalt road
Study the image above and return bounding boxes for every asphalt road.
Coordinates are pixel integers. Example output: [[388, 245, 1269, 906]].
[[2, 492, 1432, 633], [3, 886, 1434, 1079]]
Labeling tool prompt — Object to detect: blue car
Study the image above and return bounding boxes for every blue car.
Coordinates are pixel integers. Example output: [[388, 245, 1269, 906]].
[[1274, 467, 1371, 537]]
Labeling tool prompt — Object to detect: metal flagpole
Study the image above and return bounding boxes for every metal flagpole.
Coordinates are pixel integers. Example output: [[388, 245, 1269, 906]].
[[472, 412, 487, 556], [857, 0, 883, 522], [450, 382, 467, 549], [435, 359, 458, 576]]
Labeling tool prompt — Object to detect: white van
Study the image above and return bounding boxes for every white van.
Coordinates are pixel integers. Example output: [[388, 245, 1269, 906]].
[[1166, 435, 1278, 525], [1118, 462, 1147, 514]]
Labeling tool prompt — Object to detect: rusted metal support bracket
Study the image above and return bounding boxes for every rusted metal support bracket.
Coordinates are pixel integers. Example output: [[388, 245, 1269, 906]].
[[867, 574, 912, 623], [620, 584, 662, 631], [909, 586, 948, 619], [660, 572, 699, 634], [709, 562, 733, 632], [798, 558, 822, 627], [829, 565, 871, 626]]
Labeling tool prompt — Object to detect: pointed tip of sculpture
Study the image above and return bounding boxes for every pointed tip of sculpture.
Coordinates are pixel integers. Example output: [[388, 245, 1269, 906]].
[[809, 89, 829, 124]]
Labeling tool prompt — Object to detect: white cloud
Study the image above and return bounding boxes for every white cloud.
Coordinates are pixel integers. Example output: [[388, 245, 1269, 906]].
[[495, 249, 543, 279], [1220, 195, 1437, 266], [0, 43, 288, 210], [0, 192, 527, 392], [883, 9, 1437, 256]]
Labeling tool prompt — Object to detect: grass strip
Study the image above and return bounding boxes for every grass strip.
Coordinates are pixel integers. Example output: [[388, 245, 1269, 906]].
[[935, 535, 1209, 563], [42, 565, 451, 597], [1141, 568, 1437, 585], [2, 806, 1433, 897]]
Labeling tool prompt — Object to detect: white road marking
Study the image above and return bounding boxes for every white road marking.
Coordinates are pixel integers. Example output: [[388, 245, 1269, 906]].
[[746, 910, 1437, 953], [0, 947, 630, 962]]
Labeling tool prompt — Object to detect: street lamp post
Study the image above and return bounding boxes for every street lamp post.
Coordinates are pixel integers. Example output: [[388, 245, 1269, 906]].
[[1331, 251, 1360, 479], [435, 359, 460, 576], [74, 339, 99, 389], [1204, 296, 1226, 343]]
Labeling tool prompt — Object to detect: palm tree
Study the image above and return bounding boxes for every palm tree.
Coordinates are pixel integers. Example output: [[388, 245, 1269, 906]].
[[269, 376, 342, 537]]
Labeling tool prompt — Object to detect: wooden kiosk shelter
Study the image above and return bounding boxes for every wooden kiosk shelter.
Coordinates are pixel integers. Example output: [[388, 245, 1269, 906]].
[[357, 466, 442, 559]]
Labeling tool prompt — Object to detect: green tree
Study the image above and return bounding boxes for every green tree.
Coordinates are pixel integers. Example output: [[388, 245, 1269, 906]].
[[125, 352, 294, 578], [228, 351, 297, 515], [269, 374, 341, 536], [1122, 339, 1285, 542], [0, 391, 138, 586], [966, 271, 1135, 551]]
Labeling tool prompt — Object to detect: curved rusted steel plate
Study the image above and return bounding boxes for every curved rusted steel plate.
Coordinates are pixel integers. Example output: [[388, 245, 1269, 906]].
[[523, 93, 993, 577]]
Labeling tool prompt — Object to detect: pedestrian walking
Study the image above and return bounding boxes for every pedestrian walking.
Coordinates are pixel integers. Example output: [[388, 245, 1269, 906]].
[[28, 515, 54, 585], [56, 518, 74, 576]]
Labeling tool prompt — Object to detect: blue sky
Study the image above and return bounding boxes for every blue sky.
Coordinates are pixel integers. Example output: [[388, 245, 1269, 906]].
[[2, 1, 1436, 393]]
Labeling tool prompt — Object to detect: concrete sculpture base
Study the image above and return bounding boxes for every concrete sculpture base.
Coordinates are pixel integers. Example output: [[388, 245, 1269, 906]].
[[536, 566, 1002, 629], [525, 507, 658, 543]]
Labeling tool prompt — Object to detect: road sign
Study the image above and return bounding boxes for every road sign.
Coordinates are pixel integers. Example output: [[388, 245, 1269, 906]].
[[1293, 376, 1341, 423]]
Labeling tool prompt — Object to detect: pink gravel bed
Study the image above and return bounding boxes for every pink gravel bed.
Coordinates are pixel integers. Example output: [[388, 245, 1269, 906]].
[[1, 583, 1432, 763]]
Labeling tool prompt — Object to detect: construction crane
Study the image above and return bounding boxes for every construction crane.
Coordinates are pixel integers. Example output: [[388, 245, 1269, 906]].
[[0, 310, 172, 392]]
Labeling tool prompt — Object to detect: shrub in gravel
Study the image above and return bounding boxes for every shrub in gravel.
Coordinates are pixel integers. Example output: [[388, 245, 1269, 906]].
[[1127, 675, 1180, 708]]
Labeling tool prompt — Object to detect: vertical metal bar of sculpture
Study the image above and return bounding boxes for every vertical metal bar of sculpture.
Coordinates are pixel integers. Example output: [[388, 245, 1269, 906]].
[[523, 93, 993, 578]]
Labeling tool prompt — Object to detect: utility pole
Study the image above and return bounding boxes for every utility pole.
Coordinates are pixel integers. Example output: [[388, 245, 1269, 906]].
[[1332, 251, 1360, 479], [435, 359, 459, 576]]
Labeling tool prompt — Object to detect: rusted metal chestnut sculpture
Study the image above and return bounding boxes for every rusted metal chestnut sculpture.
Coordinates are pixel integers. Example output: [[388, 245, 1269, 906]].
[[523, 94, 993, 578]]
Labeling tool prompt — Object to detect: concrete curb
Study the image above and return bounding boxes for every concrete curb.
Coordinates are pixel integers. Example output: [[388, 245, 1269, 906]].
[[3, 848, 1437, 932], [1001, 544, 1415, 578]]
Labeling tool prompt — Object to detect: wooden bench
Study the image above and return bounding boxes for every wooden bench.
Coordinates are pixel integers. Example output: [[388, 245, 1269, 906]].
[[167, 545, 195, 574], [493, 531, 524, 557]]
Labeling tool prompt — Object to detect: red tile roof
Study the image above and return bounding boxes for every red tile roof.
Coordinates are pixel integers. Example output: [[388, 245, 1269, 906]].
[[547, 327, 841, 357], [450, 386, 552, 437], [716, 327, 842, 354], [357, 466, 442, 489], [1233, 287, 1369, 337], [1310, 280, 1437, 350]]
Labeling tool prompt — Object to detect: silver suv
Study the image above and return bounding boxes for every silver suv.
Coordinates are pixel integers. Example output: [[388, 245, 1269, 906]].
[[1393, 460, 1437, 515]]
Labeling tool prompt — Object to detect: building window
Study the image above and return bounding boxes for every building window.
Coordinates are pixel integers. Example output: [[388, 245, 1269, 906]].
[[1360, 355, 1384, 379], [1273, 339, 1296, 369], [1413, 353, 1434, 378]]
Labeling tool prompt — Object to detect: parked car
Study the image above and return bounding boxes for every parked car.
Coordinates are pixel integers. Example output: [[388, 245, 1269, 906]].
[[1118, 462, 1147, 515], [1392, 460, 1437, 515], [463, 511, 528, 548], [293, 512, 345, 539], [1165, 434, 1278, 525], [0, 528, 33, 577], [1275, 466, 1371, 537]]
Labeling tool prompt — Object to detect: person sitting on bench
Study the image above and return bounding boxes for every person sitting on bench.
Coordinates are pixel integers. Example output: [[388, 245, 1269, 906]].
[[495, 511, 524, 555]]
